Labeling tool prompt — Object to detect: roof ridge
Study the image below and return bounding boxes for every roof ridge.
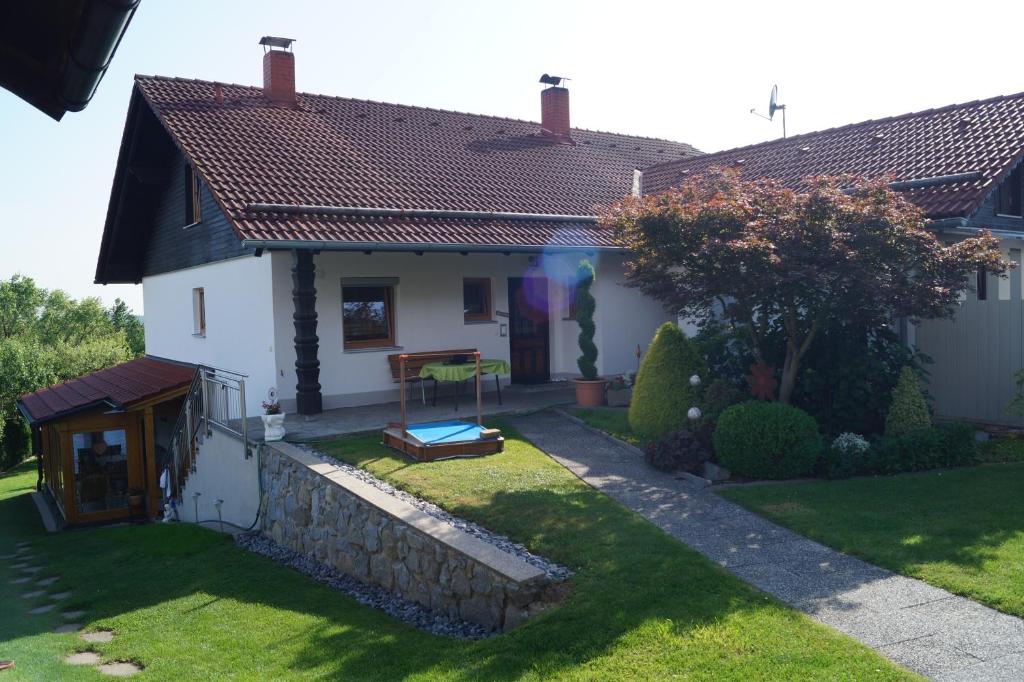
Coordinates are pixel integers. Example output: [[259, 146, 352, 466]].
[[133, 74, 699, 149], [644, 89, 1024, 172]]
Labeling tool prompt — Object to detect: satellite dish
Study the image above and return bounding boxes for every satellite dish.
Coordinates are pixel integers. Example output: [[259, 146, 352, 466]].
[[768, 85, 780, 120]]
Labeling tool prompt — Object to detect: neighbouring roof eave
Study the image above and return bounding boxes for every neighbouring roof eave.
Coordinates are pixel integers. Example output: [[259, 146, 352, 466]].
[[241, 239, 622, 253]]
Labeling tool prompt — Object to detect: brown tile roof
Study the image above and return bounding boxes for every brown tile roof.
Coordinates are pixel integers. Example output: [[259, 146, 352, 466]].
[[17, 357, 195, 425], [641, 91, 1024, 219], [133, 76, 700, 249]]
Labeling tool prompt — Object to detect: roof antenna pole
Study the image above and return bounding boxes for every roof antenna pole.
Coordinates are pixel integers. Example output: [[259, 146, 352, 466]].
[[750, 84, 787, 138]]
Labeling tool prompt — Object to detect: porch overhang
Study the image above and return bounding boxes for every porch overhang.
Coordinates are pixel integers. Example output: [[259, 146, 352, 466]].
[[242, 239, 617, 254]]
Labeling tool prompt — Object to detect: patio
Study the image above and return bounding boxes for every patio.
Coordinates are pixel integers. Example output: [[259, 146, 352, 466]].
[[247, 381, 575, 442]]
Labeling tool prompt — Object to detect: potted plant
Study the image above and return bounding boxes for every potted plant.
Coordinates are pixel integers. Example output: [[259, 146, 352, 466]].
[[572, 260, 606, 407], [261, 400, 287, 442], [606, 372, 635, 407]]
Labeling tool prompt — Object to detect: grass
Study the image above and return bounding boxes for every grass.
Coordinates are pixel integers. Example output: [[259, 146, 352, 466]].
[[720, 463, 1024, 619], [0, 429, 916, 681], [568, 407, 644, 446]]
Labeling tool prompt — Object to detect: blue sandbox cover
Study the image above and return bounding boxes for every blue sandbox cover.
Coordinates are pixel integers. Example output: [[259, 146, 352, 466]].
[[405, 420, 486, 445]]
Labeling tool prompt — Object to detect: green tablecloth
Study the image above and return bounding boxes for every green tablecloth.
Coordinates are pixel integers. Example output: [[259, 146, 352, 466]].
[[419, 359, 510, 382]]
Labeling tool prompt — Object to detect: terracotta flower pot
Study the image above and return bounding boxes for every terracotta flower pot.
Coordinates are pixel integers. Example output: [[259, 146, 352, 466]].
[[573, 378, 607, 407]]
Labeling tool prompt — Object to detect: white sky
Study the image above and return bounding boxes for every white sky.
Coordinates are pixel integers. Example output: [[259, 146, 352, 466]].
[[2, 0, 1022, 313]]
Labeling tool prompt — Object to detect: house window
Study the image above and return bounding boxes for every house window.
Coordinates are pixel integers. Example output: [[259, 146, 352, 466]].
[[563, 284, 577, 321], [977, 268, 988, 301], [463, 278, 492, 322], [184, 165, 201, 225], [998, 166, 1022, 217], [342, 282, 395, 349], [192, 287, 206, 336]]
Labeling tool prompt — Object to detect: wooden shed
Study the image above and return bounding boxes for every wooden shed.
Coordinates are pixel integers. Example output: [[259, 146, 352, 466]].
[[17, 357, 195, 526]]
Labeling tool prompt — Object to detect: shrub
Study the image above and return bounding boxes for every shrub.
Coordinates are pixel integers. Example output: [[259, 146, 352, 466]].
[[1, 418, 31, 472], [713, 402, 822, 479], [824, 432, 871, 479], [885, 366, 931, 437], [575, 260, 598, 380], [644, 430, 710, 473], [870, 422, 977, 474], [628, 322, 707, 440], [700, 378, 744, 424]]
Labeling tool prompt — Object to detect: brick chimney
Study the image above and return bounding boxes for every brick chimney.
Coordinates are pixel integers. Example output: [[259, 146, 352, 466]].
[[260, 36, 296, 104], [540, 85, 571, 139]]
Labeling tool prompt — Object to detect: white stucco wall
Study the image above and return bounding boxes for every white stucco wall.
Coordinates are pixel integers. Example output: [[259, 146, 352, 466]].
[[177, 426, 260, 528], [270, 250, 673, 410], [142, 255, 277, 415]]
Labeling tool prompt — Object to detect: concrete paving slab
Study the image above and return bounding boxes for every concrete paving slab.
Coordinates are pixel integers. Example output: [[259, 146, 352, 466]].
[[61, 610, 87, 620], [81, 630, 114, 643], [28, 603, 55, 614], [50, 590, 73, 601], [21, 589, 44, 599], [36, 576, 59, 587], [54, 623, 82, 634], [97, 661, 142, 676], [65, 652, 101, 666], [511, 409, 1024, 682]]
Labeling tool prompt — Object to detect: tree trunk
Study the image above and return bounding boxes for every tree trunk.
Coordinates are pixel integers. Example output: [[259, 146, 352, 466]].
[[778, 348, 800, 404]]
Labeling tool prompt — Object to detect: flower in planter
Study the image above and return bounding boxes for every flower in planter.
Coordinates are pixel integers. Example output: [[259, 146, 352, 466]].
[[262, 400, 282, 415]]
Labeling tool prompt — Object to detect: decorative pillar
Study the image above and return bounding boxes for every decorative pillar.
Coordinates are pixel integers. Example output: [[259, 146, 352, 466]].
[[292, 250, 322, 414]]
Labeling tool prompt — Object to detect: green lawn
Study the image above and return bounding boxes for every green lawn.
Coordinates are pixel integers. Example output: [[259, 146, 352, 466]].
[[720, 464, 1024, 619], [569, 407, 643, 446], [0, 429, 916, 680]]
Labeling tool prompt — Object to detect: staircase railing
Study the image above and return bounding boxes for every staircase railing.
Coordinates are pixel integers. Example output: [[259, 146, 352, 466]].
[[167, 364, 249, 501]]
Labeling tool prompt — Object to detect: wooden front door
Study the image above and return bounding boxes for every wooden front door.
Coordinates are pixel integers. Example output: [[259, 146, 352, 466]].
[[508, 277, 550, 384]]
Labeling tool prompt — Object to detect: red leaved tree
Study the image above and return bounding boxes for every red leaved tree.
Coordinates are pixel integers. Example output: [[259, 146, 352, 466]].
[[609, 168, 1008, 404]]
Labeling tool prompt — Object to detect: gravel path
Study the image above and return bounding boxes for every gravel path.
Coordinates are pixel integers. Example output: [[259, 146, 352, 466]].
[[511, 410, 1024, 682], [297, 444, 571, 582], [236, 532, 491, 639]]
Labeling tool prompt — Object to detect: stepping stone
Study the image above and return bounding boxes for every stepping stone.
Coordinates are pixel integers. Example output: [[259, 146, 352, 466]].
[[50, 590, 73, 601], [0, 553, 14, 559], [65, 651, 101, 666], [97, 661, 142, 677], [28, 603, 55, 615], [15, 541, 31, 548], [20, 566, 42, 574], [21, 589, 45, 599], [62, 610, 86, 620], [54, 623, 82, 634], [36, 576, 59, 587], [9, 576, 31, 585], [81, 630, 114, 643], [10, 563, 28, 570]]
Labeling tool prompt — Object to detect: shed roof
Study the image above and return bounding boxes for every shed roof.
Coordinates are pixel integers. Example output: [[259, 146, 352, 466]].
[[641, 91, 1024, 219], [17, 356, 195, 425]]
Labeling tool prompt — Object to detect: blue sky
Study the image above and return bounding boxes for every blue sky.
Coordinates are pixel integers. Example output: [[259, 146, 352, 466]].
[[2, 0, 1022, 313]]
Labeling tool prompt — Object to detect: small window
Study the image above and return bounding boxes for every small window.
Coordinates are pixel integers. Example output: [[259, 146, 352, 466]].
[[563, 284, 577, 321], [343, 284, 395, 349], [977, 268, 988, 301], [192, 287, 206, 336], [463, 278, 492, 322], [998, 166, 1022, 217], [184, 165, 201, 225]]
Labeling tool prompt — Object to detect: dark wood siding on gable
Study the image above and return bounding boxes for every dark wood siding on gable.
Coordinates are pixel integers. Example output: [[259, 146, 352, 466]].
[[968, 160, 1024, 232], [142, 156, 252, 277]]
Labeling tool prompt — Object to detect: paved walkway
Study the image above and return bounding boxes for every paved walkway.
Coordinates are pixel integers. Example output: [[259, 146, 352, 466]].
[[511, 410, 1024, 681]]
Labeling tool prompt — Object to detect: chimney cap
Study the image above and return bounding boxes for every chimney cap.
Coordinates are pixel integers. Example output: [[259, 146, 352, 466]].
[[259, 36, 295, 51], [539, 73, 569, 88]]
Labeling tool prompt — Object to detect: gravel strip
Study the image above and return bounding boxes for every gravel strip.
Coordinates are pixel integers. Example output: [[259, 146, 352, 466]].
[[297, 443, 572, 582], [236, 532, 491, 639]]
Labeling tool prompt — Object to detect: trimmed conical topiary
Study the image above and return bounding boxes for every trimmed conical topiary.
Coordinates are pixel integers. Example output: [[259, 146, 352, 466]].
[[885, 366, 931, 437], [575, 260, 598, 380], [628, 322, 707, 440]]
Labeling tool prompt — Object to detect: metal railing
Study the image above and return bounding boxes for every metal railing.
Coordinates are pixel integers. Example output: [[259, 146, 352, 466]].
[[167, 364, 249, 501]]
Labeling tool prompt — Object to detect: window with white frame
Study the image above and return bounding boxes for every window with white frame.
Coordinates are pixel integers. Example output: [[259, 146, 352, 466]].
[[192, 287, 206, 336]]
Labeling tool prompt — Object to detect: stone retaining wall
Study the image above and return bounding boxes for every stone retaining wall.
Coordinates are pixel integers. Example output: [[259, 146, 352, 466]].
[[259, 442, 555, 631]]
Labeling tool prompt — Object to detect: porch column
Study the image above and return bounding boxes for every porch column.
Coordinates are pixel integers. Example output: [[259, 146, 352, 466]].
[[292, 250, 323, 414]]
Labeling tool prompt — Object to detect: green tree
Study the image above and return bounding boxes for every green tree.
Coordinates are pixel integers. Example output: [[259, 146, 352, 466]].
[[885, 366, 931, 437], [0, 274, 44, 338], [575, 260, 598, 379], [611, 169, 1009, 404], [629, 322, 707, 440], [109, 298, 145, 356]]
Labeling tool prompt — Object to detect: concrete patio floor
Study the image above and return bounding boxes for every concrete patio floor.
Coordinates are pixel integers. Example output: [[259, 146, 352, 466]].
[[248, 382, 575, 442]]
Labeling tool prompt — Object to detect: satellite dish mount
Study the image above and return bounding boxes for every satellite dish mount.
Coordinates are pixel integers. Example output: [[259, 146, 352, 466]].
[[750, 84, 787, 138]]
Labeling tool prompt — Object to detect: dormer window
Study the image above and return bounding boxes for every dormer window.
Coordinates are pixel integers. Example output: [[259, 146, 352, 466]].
[[185, 165, 201, 226], [998, 165, 1022, 218]]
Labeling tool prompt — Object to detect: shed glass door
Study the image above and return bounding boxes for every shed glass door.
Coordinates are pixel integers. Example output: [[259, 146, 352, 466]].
[[73, 429, 130, 515]]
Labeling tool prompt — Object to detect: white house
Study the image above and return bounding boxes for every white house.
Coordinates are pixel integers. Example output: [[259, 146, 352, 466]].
[[94, 39, 700, 416]]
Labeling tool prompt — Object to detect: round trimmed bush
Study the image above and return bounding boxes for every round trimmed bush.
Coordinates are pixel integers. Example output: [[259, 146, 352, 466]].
[[628, 322, 707, 440], [712, 402, 822, 479], [885, 366, 930, 437]]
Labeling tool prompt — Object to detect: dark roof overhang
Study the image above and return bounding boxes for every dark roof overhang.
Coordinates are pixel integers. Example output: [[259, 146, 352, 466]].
[[0, 0, 139, 120]]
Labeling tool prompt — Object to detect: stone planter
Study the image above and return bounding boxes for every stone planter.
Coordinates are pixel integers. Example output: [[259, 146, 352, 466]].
[[606, 387, 632, 407], [572, 378, 606, 408], [261, 413, 287, 442]]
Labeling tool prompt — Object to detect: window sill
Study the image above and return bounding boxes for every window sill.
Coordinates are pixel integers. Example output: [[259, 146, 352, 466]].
[[464, 319, 497, 325], [344, 345, 403, 354], [192, 333, 206, 338], [995, 214, 1023, 220], [182, 221, 202, 230]]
